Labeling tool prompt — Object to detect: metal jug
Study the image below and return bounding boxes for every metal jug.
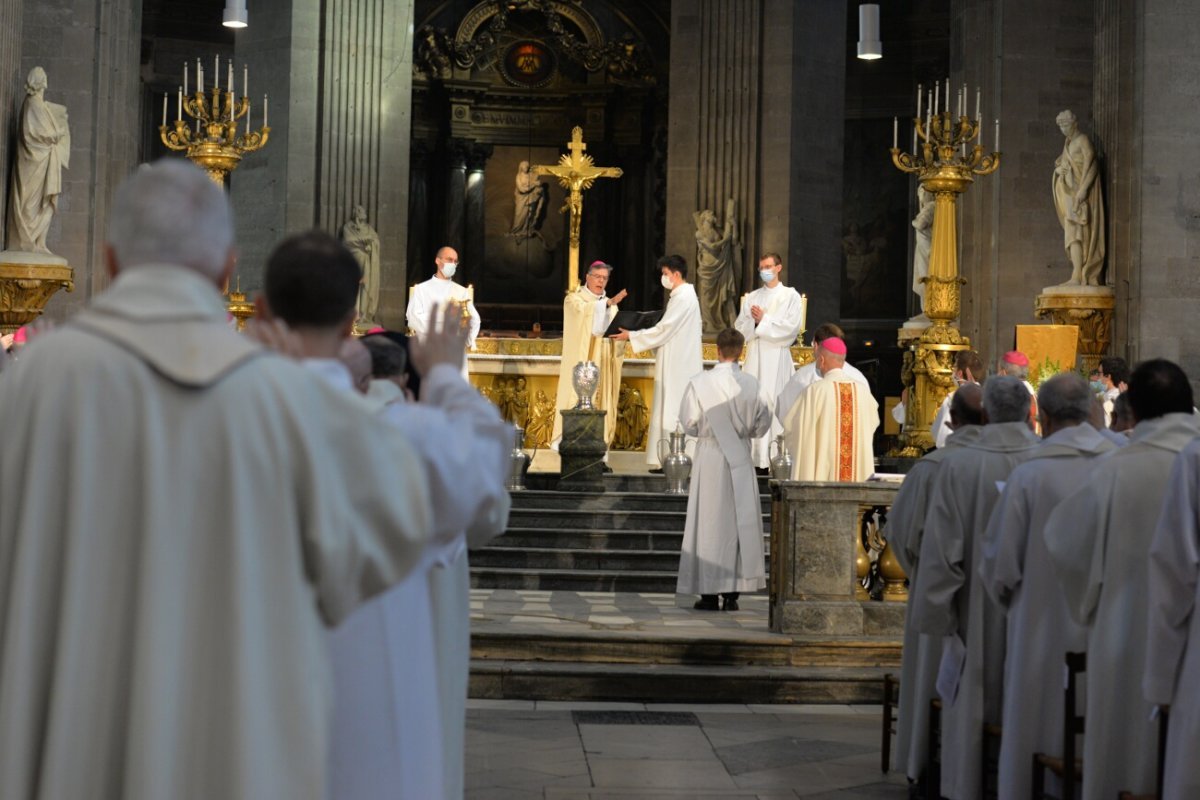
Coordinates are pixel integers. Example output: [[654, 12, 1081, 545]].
[[657, 423, 692, 495], [507, 426, 531, 491], [768, 434, 793, 481]]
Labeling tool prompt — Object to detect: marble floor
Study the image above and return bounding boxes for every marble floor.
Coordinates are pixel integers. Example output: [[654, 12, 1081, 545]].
[[465, 700, 908, 799]]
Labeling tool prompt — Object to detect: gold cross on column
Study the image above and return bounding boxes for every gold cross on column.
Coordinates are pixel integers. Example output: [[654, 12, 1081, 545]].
[[532, 126, 623, 291]]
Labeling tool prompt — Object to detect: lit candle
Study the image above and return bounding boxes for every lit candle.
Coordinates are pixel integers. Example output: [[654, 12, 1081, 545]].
[[243, 65, 248, 98], [995, 119, 1000, 151], [162, 92, 167, 126], [183, 62, 188, 95], [893, 116, 898, 149]]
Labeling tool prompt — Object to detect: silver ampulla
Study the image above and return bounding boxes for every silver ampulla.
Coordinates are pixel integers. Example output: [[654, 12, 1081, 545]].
[[658, 423, 692, 495]]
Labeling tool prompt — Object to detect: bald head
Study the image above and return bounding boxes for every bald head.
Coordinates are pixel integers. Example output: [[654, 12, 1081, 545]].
[[339, 338, 372, 395], [435, 246, 459, 280], [949, 382, 984, 429]]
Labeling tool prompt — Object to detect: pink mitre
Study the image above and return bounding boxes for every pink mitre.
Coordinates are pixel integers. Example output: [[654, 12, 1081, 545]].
[[821, 336, 848, 355], [1002, 350, 1029, 367]]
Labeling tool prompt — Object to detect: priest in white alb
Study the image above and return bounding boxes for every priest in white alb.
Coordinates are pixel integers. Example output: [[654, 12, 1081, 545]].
[[780, 336, 878, 481], [774, 322, 869, 422], [735, 252, 805, 470], [1046, 360, 1199, 800], [407, 245, 480, 377], [978, 373, 1115, 800], [610, 254, 702, 468], [551, 260, 627, 449], [912, 376, 1040, 800], [0, 160, 436, 800], [887, 383, 983, 787], [676, 328, 771, 611], [929, 350, 985, 448]]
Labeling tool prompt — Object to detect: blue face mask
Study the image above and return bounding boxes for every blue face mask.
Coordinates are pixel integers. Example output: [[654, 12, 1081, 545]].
[[759, 269, 777, 283], [1089, 379, 1105, 394]]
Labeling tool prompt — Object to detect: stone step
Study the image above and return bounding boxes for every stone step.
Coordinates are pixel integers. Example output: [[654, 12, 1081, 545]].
[[525, 473, 773, 494], [508, 490, 771, 513], [481, 528, 772, 552], [469, 660, 890, 704], [470, 567, 685, 593], [469, 547, 683, 572], [505, 508, 690, 531]]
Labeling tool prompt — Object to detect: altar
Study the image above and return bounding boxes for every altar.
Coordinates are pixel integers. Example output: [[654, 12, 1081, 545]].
[[467, 335, 813, 460]]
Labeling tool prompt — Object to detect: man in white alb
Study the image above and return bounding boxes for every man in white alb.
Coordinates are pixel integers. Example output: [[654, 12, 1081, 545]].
[[610, 254, 703, 469], [735, 252, 804, 471], [676, 328, 771, 611], [773, 322, 869, 426], [407, 245, 480, 378]]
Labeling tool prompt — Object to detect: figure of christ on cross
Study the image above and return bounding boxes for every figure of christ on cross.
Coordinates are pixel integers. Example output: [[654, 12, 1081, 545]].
[[532, 126, 623, 291]]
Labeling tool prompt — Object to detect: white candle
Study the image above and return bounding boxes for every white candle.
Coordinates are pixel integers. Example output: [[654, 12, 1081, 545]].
[[893, 117, 898, 149], [934, 82, 939, 116], [912, 126, 917, 155], [799, 294, 808, 334], [215, 55, 220, 90], [945, 78, 950, 112], [263, 94, 268, 128], [243, 65, 248, 98], [962, 83, 967, 115], [177, 87, 181, 121], [975, 88, 981, 122], [916, 83, 922, 119], [183, 62, 188, 95], [162, 93, 167, 126], [995, 119, 1000, 151], [227, 63, 233, 98], [198, 61, 204, 93]]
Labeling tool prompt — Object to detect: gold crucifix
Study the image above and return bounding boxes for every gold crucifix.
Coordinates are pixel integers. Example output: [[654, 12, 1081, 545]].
[[532, 126, 623, 291]]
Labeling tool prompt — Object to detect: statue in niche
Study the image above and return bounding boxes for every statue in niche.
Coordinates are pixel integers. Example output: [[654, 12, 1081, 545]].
[[6, 67, 70, 260], [693, 199, 740, 333], [613, 383, 649, 451], [909, 186, 935, 322], [1052, 109, 1106, 286], [509, 161, 548, 243], [605, 33, 656, 86], [414, 25, 453, 79], [341, 204, 381, 323], [510, 377, 530, 429], [525, 389, 555, 448]]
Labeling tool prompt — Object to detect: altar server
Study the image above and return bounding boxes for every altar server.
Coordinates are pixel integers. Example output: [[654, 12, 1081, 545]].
[[912, 376, 1039, 800], [0, 160, 435, 799], [978, 373, 1115, 800], [1047, 360, 1198, 800], [611, 254, 702, 468], [735, 252, 805, 469], [407, 245, 480, 377], [676, 328, 771, 611]]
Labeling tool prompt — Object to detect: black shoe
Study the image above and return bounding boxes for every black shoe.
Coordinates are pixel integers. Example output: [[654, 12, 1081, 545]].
[[754, 467, 769, 476], [721, 593, 740, 612], [648, 468, 664, 474], [693, 595, 720, 611]]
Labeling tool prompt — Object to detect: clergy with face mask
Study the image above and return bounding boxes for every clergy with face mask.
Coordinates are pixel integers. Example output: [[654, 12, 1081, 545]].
[[611, 254, 703, 468], [734, 252, 805, 470], [552, 260, 627, 450], [780, 336, 879, 481], [407, 245, 480, 379]]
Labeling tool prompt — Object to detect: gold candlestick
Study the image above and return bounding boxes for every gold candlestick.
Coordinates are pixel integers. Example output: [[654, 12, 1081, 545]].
[[159, 75, 269, 186], [890, 103, 1000, 456]]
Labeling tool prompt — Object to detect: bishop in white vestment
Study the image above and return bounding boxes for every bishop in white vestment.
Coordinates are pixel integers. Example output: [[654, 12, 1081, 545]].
[[675, 329, 771, 608], [774, 323, 869, 427], [887, 384, 983, 783], [912, 377, 1040, 800], [0, 161, 435, 800], [1046, 361, 1199, 800], [552, 261, 626, 448], [735, 254, 804, 468], [978, 375, 1115, 800], [612, 255, 702, 467], [781, 336, 878, 482]]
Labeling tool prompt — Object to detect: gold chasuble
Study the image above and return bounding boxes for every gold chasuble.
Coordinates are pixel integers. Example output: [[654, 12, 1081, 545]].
[[782, 367, 879, 481], [552, 286, 625, 447]]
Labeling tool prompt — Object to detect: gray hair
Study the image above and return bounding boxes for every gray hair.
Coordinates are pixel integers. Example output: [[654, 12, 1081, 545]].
[[1037, 372, 1092, 425], [983, 375, 1032, 424], [997, 360, 1029, 381], [106, 159, 234, 281]]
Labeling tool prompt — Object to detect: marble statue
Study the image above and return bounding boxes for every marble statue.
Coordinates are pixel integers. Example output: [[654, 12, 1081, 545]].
[[910, 186, 935, 320], [1052, 110, 1106, 286], [510, 161, 548, 242], [5, 67, 70, 261], [694, 198, 740, 333], [341, 204, 381, 323]]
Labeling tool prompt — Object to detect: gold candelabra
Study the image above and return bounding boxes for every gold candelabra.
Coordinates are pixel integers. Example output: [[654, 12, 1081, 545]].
[[159, 57, 269, 186], [890, 81, 1001, 456]]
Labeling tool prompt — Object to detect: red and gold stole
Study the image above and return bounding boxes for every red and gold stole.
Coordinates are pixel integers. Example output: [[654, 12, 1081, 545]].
[[837, 382, 856, 481]]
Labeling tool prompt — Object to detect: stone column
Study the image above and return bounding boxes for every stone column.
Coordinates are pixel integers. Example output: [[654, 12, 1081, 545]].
[[233, 0, 414, 329], [18, 0, 140, 317], [407, 140, 431, 289], [0, 0, 23, 233], [443, 138, 468, 268], [952, 0, 1095, 360], [463, 143, 492, 290]]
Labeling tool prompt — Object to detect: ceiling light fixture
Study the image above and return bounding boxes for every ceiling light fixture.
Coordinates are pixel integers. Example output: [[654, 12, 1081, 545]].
[[223, 0, 248, 28], [857, 4, 882, 60]]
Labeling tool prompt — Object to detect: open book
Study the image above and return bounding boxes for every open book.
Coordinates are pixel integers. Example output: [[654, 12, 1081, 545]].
[[604, 309, 664, 337]]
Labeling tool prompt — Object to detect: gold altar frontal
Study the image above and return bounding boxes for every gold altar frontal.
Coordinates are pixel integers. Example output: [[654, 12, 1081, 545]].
[[468, 336, 813, 454]]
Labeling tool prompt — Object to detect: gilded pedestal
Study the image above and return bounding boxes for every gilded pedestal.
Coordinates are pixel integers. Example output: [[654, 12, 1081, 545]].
[[0, 261, 74, 334], [1034, 285, 1114, 374]]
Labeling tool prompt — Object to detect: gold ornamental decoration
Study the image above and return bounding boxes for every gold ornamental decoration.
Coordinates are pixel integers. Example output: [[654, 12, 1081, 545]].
[[1034, 291, 1115, 375], [0, 262, 74, 335], [890, 81, 1001, 456]]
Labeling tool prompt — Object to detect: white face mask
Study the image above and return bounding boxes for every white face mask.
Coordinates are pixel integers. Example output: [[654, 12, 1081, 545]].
[[660, 274, 674, 290], [440, 262, 457, 279], [760, 269, 777, 283]]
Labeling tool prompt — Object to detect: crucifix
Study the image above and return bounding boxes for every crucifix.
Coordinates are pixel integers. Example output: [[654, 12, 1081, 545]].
[[533, 126, 623, 291]]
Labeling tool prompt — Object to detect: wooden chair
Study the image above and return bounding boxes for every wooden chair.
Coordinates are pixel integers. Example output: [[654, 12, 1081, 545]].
[[1032, 651, 1086, 800], [881, 673, 899, 773], [1117, 708, 1169, 800]]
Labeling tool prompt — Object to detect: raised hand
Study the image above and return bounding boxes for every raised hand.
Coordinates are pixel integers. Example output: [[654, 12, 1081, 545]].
[[608, 289, 628, 307], [408, 301, 469, 375]]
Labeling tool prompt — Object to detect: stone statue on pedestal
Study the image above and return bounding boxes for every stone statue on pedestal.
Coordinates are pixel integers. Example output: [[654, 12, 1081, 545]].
[[509, 160, 547, 243], [909, 186, 935, 324], [341, 204, 380, 324], [693, 199, 740, 333], [6, 67, 70, 262], [1052, 109, 1106, 286]]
